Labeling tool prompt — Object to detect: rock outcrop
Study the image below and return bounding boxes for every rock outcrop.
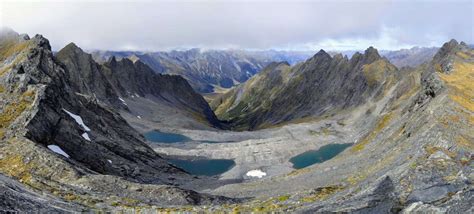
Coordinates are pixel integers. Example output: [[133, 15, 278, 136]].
[[56, 43, 222, 128]]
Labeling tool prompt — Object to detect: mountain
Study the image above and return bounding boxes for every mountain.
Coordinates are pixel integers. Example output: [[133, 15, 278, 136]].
[[1, 27, 472, 212], [380, 46, 438, 68], [91, 49, 312, 93], [57, 43, 222, 129], [0, 30, 228, 211], [212, 47, 399, 130], [207, 40, 473, 212]]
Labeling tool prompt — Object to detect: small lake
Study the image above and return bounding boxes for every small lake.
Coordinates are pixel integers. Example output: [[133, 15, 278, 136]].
[[168, 158, 235, 176], [144, 130, 191, 143], [290, 143, 352, 169]]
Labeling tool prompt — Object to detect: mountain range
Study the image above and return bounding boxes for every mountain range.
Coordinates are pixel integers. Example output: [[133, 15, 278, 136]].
[[91, 49, 313, 93], [212, 47, 399, 130], [0, 28, 472, 213]]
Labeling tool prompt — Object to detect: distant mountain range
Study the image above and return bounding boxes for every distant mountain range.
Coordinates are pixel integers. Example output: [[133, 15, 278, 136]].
[[329, 46, 439, 68], [90, 47, 444, 94], [380, 47, 439, 68], [91, 49, 313, 93]]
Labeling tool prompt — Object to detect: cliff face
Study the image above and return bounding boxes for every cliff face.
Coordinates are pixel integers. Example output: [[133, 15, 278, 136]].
[[212, 47, 398, 130], [0, 30, 228, 211], [56, 43, 222, 128]]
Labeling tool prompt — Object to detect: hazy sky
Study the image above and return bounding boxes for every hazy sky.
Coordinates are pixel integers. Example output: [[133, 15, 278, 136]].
[[1, 0, 473, 51]]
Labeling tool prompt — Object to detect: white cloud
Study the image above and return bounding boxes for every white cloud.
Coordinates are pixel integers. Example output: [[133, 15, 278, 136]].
[[1, 0, 472, 51]]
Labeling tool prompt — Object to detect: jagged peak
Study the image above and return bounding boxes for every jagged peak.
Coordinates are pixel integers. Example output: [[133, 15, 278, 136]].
[[58, 42, 84, 55], [108, 56, 117, 64], [447, 39, 459, 46], [432, 39, 467, 63], [310, 49, 332, 62], [350, 52, 363, 63], [314, 49, 330, 57], [363, 46, 381, 63], [118, 57, 134, 65], [65, 42, 80, 49], [31, 34, 51, 50]]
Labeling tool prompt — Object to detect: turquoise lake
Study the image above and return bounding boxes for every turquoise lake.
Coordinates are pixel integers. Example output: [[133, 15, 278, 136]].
[[289, 143, 352, 169], [168, 159, 235, 176]]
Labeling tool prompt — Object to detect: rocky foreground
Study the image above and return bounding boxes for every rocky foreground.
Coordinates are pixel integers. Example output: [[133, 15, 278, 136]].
[[0, 28, 472, 213]]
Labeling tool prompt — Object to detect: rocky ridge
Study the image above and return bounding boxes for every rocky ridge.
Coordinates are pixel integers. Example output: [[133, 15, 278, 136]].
[[56, 43, 221, 128], [91, 49, 312, 93], [212, 47, 399, 130], [0, 30, 231, 212]]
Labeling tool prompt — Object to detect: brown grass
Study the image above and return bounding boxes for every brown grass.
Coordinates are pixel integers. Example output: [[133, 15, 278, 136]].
[[438, 59, 474, 112], [351, 112, 394, 152]]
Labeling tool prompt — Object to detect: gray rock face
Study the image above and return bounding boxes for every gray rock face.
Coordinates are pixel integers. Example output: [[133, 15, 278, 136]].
[[56, 43, 222, 128], [0, 174, 86, 212], [212, 48, 398, 130], [18, 36, 189, 184], [56, 43, 121, 105]]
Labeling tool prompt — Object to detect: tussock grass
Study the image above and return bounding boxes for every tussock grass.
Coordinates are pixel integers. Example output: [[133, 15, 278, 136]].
[[351, 112, 394, 152]]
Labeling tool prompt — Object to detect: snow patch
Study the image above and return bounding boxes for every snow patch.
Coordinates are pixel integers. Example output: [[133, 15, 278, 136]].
[[137, 116, 142, 119], [119, 97, 128, 106], [246, 169, 266, 178], [47, 145, 70, 158], [63, 109, 91, 131], [107, 159, 112, 164], [82, 133, 91, 141]]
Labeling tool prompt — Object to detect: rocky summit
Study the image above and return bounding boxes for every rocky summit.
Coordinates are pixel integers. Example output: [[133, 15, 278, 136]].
[[0, 27, 473, 213]]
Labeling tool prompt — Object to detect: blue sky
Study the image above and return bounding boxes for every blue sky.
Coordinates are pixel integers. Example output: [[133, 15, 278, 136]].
[[1, 0, 472, 51]]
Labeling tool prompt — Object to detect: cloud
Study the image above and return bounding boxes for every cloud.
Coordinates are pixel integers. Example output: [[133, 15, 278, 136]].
[[1, 0, 472, 51]]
